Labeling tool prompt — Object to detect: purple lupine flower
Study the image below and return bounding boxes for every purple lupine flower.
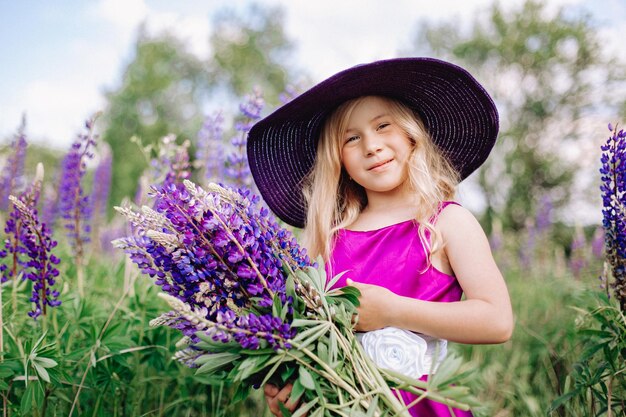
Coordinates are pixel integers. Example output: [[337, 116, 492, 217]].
[[58, 116, 98, 257], [278, 84, 300, 105], [40, 183, 59, 232], [159, 137, 191, 193], [90, 147, 112, 224], [115, 180, 310, 351], [0, 120, 28, 211], [142, 135, 191, 207], [535, 194, 553, 234], [225, 90, 264, 189], [519, 218, 536, 270], [196, 112, 225, 183], [569, 227, 587, 279], [489, 218, 503, 253], [0, 164, 43, 283], [599, 123, 626, 310], [591, 226, 604, 260], [8, 195, 61, 319]]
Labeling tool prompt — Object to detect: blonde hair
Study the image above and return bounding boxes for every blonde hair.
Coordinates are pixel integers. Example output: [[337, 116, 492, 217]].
[[302, 96, 459, 265]]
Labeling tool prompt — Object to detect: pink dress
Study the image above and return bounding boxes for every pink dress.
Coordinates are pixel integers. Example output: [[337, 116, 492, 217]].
[[328, 202, 473, 417]]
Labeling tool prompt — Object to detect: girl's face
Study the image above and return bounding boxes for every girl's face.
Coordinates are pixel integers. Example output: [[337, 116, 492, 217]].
[[340, 96, 414, 196]]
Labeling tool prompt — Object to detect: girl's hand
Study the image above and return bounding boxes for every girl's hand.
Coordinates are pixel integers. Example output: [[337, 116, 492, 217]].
[[346, 278, 395, 331], [264, 383, 304, 417]]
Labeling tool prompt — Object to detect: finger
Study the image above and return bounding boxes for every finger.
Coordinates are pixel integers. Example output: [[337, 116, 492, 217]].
[[266, 395, 281, 416], [264, 383, 279, 397], [275, 383, 293, 404]]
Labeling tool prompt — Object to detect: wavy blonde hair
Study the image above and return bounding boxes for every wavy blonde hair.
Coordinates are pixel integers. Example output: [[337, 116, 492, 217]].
[[302, 96, 459, 265]]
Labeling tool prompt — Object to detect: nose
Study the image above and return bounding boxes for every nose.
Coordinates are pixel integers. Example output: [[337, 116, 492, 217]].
[[363, 134, 383, 156]]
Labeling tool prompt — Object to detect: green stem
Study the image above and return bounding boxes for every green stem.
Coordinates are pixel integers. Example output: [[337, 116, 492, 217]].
[[381, 368, 471, 410], [287, 341, 388, 416], [76, 254, 84, 299]]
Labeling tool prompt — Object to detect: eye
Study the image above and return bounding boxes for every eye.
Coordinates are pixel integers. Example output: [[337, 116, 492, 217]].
[[376, 122, 390, 131], [345, 135, 360, 143]]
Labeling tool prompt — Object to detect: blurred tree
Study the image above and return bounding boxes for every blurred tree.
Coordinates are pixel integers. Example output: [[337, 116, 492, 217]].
[[101, 4, 295, 210], [413, 0, 621, 231], [208, 4, 294, 106], [100, 28, 210, 210]]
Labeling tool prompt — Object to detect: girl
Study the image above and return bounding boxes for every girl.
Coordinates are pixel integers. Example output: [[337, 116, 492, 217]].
[[247, 58, 513, 417]]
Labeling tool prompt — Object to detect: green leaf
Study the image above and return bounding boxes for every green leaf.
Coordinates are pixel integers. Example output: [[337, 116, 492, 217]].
[[281, 365, 296, 382], [325, 270, 348, 292], [298, 366, 316, 390], [258, 353, 289, 388], [33, 382, 45, 410], [21, 382, 33, 415], [232, 383, 250, 403], [292, 398, 320, 417], [305, 265, 323, 292], [235, 355, 275, 381], [0, 380, 9, 390], [550, 391, 580, 412], [278, 402, 293, 417], [365, 395, 379, 417], [31, 331, 48, 353], [195, 352, 241, 375], [428, 354, 463, 387], [33, 362, 50, 383], [309, 407, 324, 417], [272, 293, 283, 319], [290, 377, 305, 403], [292, 323, 330, 351], [34, 357, 58, 368], [0, 367, 14, 378], [291, 319, 325, 327], [317, 340, 329, 364]]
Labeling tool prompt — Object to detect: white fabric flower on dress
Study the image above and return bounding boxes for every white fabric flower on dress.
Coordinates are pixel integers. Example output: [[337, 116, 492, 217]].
[[357, 327, 447, 379]]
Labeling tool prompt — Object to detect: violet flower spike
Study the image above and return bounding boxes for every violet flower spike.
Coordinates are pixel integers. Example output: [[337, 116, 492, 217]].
[[599, 123, 626, 310], [8, 194, 61, 319], [225, 90, 264, 188], [1, 164, 44, 284], [159, 293, 294, 351], [58, 115, 99, 257], [116, 180, 308, 351], [196, 112, 225, 183]]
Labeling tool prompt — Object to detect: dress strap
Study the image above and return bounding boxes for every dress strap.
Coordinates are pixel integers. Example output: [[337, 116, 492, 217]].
[[429, 201, 460, 225]]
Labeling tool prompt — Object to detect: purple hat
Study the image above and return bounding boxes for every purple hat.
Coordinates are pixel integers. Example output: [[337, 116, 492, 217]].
[[247, 57, 499, 228]]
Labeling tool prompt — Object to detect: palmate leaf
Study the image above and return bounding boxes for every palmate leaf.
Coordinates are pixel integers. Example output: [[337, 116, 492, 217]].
[[292, 397, 320, 417], [290, 322, 331, 351], [325, 269, 349, 292], [195, 352, 241, 375], [298, 366, 316, 390], [234, 354, 278, 381], [330, 285, 361, 307]]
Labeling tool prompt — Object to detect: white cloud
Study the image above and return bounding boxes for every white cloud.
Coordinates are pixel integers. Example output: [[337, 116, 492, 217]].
[[91, 0, 149, 31], [143, 12, 212, 57], [11, 78, 105, 148], [0, 0, 622, 152]]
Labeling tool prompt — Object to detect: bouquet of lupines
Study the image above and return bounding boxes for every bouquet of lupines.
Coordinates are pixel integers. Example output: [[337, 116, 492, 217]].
[[114, 180, 476, 416]]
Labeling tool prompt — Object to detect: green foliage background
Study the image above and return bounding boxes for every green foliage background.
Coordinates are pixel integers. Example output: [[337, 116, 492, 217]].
[[1, 1, 625, 416]]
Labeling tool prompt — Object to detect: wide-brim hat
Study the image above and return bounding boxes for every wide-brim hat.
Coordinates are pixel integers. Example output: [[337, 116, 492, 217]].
[[247, 57, 499, 228]]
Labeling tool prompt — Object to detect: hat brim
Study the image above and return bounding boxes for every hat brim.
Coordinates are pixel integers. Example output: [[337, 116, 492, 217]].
[[248, 57, 499, 228]]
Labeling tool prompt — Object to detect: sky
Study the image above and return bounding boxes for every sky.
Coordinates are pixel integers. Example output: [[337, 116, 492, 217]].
[[0, 0, 624, 220], [1, 0, 624, 149]]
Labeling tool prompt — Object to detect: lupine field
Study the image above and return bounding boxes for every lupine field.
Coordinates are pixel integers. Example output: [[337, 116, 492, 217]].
[[0, 85, 625, 417]]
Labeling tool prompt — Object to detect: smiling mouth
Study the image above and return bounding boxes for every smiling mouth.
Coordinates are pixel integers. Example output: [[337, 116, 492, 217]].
[[368, 159, 394, 170]]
